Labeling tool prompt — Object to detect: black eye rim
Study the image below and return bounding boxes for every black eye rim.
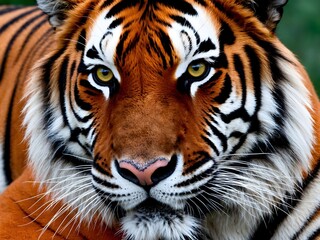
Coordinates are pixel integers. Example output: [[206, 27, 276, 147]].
[[92, 65, 117, 87]]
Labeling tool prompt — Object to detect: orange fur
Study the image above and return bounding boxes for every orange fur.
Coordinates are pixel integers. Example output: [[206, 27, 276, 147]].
[[0, 168, 121, 239]]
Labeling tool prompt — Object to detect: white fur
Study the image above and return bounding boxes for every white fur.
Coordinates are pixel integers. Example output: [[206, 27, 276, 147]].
[[121, 211, 200, 240]]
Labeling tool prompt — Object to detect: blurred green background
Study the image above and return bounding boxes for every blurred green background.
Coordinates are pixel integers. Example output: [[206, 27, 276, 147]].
[[1, 0, 319, 93]]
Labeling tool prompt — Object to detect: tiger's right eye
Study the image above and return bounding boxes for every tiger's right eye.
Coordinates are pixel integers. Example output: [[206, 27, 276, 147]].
[[187, 60, 210, 80], [93, 66, 115, 86]]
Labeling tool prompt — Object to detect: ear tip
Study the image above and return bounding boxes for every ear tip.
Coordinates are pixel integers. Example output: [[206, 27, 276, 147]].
[[36, 0, 72, 28], [274, 0, 289, 7], [244, 0, 289, 31]]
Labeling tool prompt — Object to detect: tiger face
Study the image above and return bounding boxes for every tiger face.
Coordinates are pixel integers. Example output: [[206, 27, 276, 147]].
[[24, 0, 316, 239]]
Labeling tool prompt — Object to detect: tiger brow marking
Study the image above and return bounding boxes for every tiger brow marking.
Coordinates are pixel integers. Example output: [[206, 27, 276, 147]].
[[99, 31, 113, 57], [86, 45, 103, 61], [194, 39, 217, 56], [108, 17, 124, 28], [180, 30, 193, 58], [170, 14, 200, 44]]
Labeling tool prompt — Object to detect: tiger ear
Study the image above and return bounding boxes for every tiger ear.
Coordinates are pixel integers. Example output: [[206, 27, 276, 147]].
[[37, 0, 79, 28], [243, 0, 289, 32]]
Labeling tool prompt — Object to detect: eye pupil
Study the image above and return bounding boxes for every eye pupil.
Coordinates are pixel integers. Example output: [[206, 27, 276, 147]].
[[100, 68, 109, 76]]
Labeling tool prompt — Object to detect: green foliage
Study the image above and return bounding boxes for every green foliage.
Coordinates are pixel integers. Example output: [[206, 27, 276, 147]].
[[1, 0, 319, 93], [277, 0, 320, 94], [0, 0, 35, 5]]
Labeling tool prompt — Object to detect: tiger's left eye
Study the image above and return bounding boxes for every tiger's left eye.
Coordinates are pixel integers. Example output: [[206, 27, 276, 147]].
[[187, 61, 209, 79], [93, 66, 115, 85]]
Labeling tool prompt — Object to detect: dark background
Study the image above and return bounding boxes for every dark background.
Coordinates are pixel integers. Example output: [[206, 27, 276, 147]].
[[1, 0, 319, 94]]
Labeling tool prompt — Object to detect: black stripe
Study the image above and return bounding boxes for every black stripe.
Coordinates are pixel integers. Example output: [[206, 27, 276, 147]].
[[0, 11, 44, 81], [71, 92, 95, 122], [100, 0, 115, 10], [76, 29, 86, 52], [2, 28, 53, 185], [157, 29, 174, 68], [14, 17, 47, 62], [105, 0, 139, 18], [3, 84, 18, 185], [182, 152, 212, 176], [0, 6, 24, 16], [93, 155, 113, 177], [293, 206, 320, 239], [62, 1, 96, 45], [194, 39, 216, 55], [92, 175, 120, 189], [41, 49, 66, 131], [233, 54, 247, 107], [176, 167, 213, 188], [69, 75, 94, 121], [1, 11, 47, 183], [0, 7, 38, 35], [213, 74, 232, 104], [109, 17, 124, 29], [80, 79, 100, 96], [3, 29, 51, 184], [158, 0, 198, 16], [170, 15, 194, 32], [204, 70, 223, 91], [66, 69, 96, 155], [244, 45, 262, 113], [115, 30, 129, 63], [308, 227, 320, 240], [58, 56, 69, 127], [120, 33, 140, 64], [74, 80, 92, 111], [86, 45, 102, 60], [201, 135, 219, 156], [204, 116, 228, 152], [194, 0, 207, 7], [214, 52, 228, 69], [219, 20, 236, 45]]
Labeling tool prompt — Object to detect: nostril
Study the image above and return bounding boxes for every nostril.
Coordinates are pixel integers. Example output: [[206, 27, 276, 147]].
[[115, 160, 140, 185], [151, 155, 177, 185]]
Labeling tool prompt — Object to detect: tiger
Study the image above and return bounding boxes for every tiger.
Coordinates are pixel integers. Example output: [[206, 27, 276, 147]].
[[0, 0, 320, 239]]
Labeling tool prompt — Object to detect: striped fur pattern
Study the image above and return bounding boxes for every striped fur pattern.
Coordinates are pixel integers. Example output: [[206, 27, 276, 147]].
[[1, 0, 320, 239]]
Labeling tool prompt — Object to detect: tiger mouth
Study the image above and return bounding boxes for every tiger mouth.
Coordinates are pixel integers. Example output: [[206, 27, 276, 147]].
[[118, 197, 192, 223], [132, 198, 176, 215]]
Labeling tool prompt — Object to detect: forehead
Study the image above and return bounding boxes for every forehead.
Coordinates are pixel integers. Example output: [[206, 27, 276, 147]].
[[84, 1, 220, 68]]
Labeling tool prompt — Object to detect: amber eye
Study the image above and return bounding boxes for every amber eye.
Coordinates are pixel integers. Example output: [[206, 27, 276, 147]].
[[93, 66, 114, 85], [187, 61, 209, 79]]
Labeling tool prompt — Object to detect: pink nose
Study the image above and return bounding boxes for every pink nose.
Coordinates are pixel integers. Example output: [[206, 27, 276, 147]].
[[116, 157, 177, 186]]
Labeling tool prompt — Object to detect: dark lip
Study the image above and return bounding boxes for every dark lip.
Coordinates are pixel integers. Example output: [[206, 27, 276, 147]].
[[135, 198, 174, 213]]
